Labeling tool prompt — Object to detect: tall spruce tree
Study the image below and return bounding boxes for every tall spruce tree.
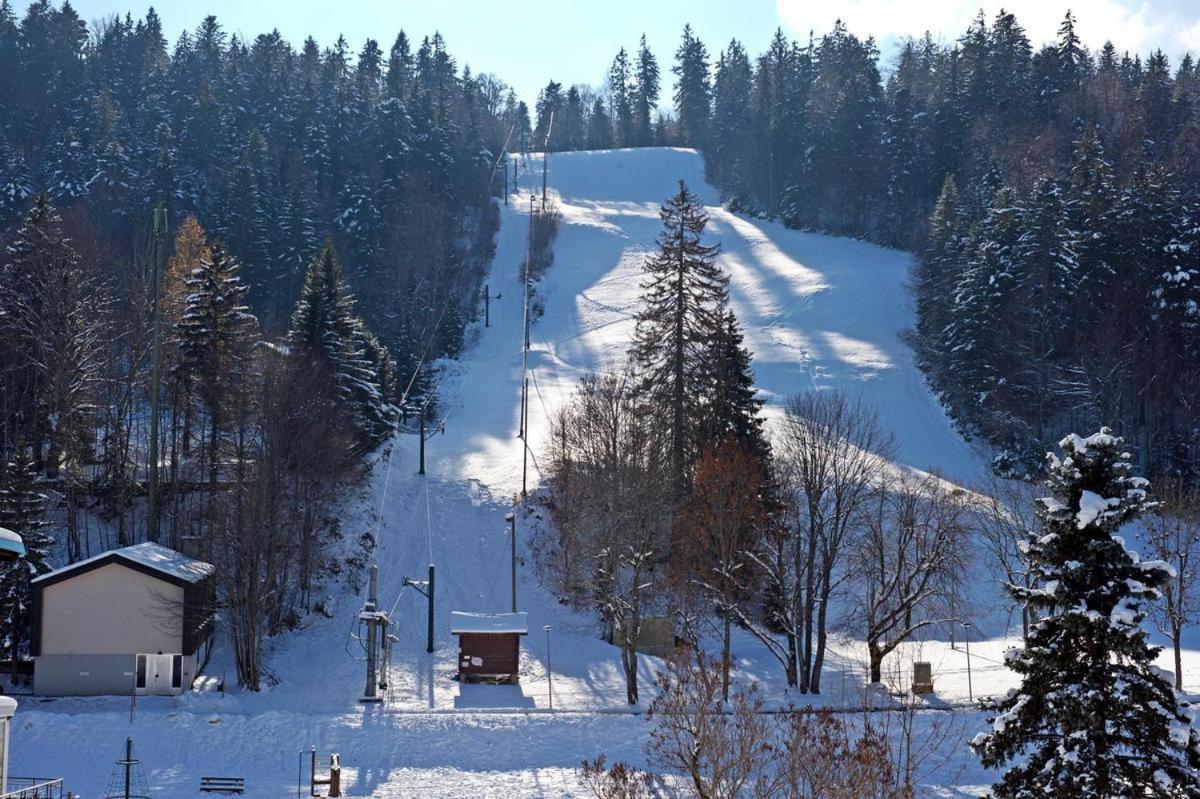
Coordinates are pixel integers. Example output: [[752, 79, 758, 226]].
[[630, 180, 726, 493], [701, 306, 768, 467], [672, 24, 710, 147], [973, 430, 1200, 798], [631, 35, 660, 147], [289, 242, 392, 447], [177, 239, 257, 482]]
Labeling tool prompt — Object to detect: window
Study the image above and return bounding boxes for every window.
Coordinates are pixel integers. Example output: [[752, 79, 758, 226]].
[[135, 654, 147, 689], [172, 654, 182, 689]]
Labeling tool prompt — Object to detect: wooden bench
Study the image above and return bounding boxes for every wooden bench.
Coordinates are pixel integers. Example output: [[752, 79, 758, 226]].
[[200, 776, 245, 794]]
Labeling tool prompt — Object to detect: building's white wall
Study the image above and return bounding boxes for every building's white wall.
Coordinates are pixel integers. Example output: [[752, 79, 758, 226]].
[[39, 563, 183, 655]]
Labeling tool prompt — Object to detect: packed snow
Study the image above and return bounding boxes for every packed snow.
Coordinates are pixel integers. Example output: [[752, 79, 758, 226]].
[[11, 148, 1198, 797]]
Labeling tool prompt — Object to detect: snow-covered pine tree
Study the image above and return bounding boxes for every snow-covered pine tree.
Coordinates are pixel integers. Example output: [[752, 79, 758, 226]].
[[630, 180, 727, 493], [1009, 176, 1076, 454], [0, 446, 54, 672], [177, 239, 257, 479], [973, 430, 1200, 799], [916, 175, 965, 372], [0, 132, 31, 225], [44, 125, 90, 205], [942, 186, 1022, 427], [289, 243, 392, 447]]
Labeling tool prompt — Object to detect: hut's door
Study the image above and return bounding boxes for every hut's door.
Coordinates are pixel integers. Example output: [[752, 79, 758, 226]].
[[135, 653, 177, 695]]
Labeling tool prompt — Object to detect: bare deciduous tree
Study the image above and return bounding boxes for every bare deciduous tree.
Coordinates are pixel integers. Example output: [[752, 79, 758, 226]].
[[975, 476, 1039, 638], [545, 372, 672, 704], [678, 438, 767, 701], [850, 470, 970, 684], [1144, 479, 1200, 691], [755, 390, 893, 692]]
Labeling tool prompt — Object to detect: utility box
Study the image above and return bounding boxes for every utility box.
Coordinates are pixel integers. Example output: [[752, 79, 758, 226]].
[[912, 661, 934, 695], [451, 612, 528, 684]]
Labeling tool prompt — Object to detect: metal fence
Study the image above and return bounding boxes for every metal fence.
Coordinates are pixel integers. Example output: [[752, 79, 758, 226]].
[[0, 778, 64, 799]]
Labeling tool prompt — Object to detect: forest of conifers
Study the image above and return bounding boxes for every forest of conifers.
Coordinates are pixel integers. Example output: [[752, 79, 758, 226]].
[[529, 12, 1200, 482]]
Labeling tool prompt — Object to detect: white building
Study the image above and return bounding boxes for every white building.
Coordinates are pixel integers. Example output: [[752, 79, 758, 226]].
[[31, 543, 214, 696]]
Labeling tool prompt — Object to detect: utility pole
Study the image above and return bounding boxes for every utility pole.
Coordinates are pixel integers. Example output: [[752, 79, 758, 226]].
[[522, 376, 529, 499], [418, 414, 426, 475], [505, 512, 517, 612], [520, 193, 533, 441], [402, 564, 436, 653], [483, 284, 501, 328], [541, 111, 554, 211], [147, 204, 166, 543]]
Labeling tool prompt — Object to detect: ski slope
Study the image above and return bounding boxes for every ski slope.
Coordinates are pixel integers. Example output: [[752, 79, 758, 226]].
[[14, 147, 1190, 797]]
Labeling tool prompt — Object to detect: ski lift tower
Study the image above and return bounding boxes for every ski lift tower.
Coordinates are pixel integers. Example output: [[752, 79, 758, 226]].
[[358, 564, 394, 703]]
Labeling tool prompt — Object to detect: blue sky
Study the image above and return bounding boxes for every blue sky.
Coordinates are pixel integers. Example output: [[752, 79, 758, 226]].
[[13, 0, 1200, 104]]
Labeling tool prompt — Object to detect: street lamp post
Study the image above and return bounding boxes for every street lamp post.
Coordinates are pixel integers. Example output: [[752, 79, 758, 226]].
[[544, 625, 553, 711]]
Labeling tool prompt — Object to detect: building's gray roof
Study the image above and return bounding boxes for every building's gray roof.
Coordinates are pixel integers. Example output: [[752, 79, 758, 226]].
[[450, 611, 529, 635], [32, 542, 214, 585]]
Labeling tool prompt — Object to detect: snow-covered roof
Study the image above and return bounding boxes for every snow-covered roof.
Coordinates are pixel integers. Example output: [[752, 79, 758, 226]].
[[450, 611, 528, 635], [0, 526, 26, 558], [32, 542, 214, 585]]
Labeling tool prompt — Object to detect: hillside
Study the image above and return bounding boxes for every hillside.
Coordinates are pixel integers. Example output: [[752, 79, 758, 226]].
[[6, 146, 1053, 797]]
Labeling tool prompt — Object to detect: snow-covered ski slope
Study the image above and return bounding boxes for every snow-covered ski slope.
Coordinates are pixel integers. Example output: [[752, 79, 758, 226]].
[[20, 146, 1183, 796]]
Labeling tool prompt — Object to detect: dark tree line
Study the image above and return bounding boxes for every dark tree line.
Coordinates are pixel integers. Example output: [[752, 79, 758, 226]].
[[0, 2, 520, 396], [0, 2, 530, 686]]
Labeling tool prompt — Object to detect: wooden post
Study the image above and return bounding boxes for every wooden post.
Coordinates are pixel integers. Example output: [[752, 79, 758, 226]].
[[484, 283, 490, 328], [328, 754, 341, 798]]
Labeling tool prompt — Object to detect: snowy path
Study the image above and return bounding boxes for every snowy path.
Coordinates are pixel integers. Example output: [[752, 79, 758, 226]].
[[18, 147, 1193, 797]]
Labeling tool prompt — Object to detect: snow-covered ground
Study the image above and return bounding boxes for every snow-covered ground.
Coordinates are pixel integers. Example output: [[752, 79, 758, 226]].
[[12, 147, 1196, 797]]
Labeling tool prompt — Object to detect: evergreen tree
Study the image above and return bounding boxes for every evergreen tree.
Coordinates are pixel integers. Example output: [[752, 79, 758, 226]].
[[289, 243, 392, 446], [916, 175, 965, 370], [630, 180, 727, 492], [632, 35, 660, 147], [709, 39, 753, 199], [0, 132, 31, 225], [701, 306, 768, 466], [586, 97, 612, 150], [534, 80, 564, 151], [973, 430, 1200, 798], [560, 86, 586, 151], [943, 186, 1023, 428], [1009, 176, 1076, 453], [608, 47, 634, 147], [177, 239, 256, 479], [672, 24, 710, 147], [0, 446, 54, 669]]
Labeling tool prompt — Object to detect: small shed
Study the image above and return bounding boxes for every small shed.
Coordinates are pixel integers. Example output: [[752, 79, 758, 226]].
[[451, 611, 528, 684], [31, 542, 214, 696]]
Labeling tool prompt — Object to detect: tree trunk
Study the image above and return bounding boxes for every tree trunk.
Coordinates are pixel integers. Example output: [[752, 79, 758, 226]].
[[868, 640, 883, 684], [721, 608, 731, 702], [1174, 621, 1184, 691], [785, 629, 798, 688], [622, 642, 639, 705]]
